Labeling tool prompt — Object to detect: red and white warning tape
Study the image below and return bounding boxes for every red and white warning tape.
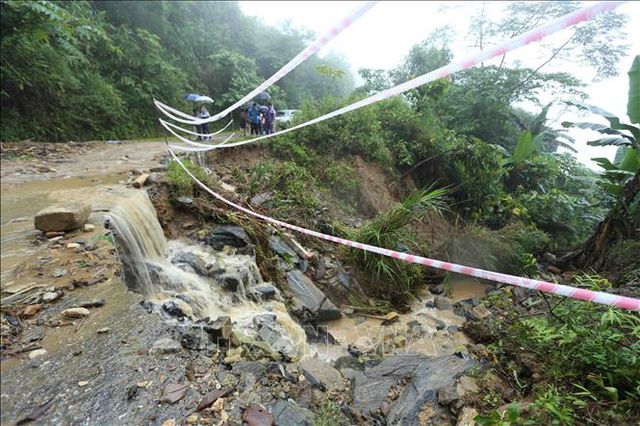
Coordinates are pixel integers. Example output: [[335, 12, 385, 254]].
[[154, 1, 378, 126], [163, 1, 625, 152], [168, 148, 640, 311]]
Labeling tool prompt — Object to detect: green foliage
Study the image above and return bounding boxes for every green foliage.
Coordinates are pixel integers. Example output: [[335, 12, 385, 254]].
[[247, 161, 319, 220], [628, 55, 640, 124], [484, 274, 640, 424], [166, 158, 209, 197], [475, 403, 521, 426], [342, 188, 448, 303], [314, 399, 350, 426], [1, 0, 353, 141]]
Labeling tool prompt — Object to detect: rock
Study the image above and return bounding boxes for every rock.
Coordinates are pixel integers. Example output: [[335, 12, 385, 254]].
[[435, 296, 452, 310], [78, 381, 89, 387], [171, 251, 212, 276], [42, 292, 60, 303], [162, 300, 193, 318], [45, 231, 65, 238], [336, 271, 351, 289], [286, 270, 341, 322], [249, 284, 279, 301], [547, 265, 562, 274], [21, 304, 43, 318], [429, 284, 444, 295], [52, 268, 68, 278], [161, 420, 176, 426], [447, 325, 460, 333], [269, 236, 300, 268], [34, 203, 91, 232], [233, 362, 267, 380], [105, 140, 123, 145], [253, 314, 297, 359], [77, 298, 106, 308], [243, 403, 274, 426], [298, 359, 343, 390], [21, 328, 45, 344], [224, 346, 245, 364], [97, 327, 110, 334], [220, 274, 241, 292], [250, 193, 273, 207], [84, 242, 97, 251], [61, 307, 90, 318], [206, 316, 232, 341], [180, 327, 211, 350], [204, 225, 252, 250], [542, 252, 557, 264], [456, 407, 479, 426], [457, 376, 480, 397], [28, 349, 47, 359], [270, 400, 313, 426], [352, 354, 475, 424], [394, 335, 407, 347], [454, 300, 489, 321], [83, 224, 95, 232], [186, 414, 199, 424], [66, 242, 81, 249], [177, 196, 193, 205], [334, 356, 364, 372], [150, 338, 182, 355], [302, 324, 337, 345], [437, 385, 458, 405], [425, 300, 436, 308]]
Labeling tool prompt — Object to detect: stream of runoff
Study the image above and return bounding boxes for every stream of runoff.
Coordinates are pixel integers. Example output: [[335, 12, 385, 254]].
[[1, 174, 488, 365]]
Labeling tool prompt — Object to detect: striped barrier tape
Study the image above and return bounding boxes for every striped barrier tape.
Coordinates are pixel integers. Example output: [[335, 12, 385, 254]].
[[167, 148, 640, 311], [163, 1, 625, 152], [155, 1, 377, 126]]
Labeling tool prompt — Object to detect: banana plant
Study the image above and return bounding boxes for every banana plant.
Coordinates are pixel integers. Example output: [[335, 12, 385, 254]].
[[562, 55, 640, 198]]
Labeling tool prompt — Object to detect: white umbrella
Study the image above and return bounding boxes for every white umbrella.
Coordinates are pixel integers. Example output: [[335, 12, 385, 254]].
[[194, 95, 214, 103]]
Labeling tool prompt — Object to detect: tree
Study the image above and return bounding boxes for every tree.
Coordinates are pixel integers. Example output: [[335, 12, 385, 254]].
[[561, 56, 640, 270]]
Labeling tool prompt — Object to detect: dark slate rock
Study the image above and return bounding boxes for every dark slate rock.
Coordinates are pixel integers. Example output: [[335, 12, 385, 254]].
[[270, 400, 313, 426], [434, 296, 452, 310], [334, 356, 364, 372], [171, 251, 211, 276], [391, 355, 474, 425], [286, 270, 341, 322], [204, 225, 252, 250], [249, 283, 278, 301], [162, 300, 188, 318], [180, 327, 211, 350], [232, 362, 267, 379]]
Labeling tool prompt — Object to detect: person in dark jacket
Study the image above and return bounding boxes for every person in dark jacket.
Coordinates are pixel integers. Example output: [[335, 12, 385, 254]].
[[247, 102, 260, 136]]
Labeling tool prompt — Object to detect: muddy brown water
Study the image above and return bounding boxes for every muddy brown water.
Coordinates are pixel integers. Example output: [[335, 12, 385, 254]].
[[0, 142, 490, 424]]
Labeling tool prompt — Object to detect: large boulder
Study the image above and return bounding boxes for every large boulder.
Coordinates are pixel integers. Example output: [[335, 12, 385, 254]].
[[352, 354, 475, 425], [34, 203, 91, 232], [286, 270, 341, 322]]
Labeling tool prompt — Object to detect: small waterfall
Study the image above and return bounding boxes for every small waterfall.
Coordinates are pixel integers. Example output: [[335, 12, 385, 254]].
[[105, 189, 313, 360], [106, 190, 167, 295]]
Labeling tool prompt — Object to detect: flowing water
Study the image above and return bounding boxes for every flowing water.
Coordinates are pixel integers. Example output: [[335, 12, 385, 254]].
[[105, 190, 311, 359], [2, 171, 487, 365]]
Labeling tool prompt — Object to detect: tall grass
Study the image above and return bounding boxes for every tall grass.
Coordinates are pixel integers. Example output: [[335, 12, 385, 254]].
[[343, 187, 448, 304]]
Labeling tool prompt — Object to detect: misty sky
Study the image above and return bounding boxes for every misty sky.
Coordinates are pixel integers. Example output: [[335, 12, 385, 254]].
[[239, 1, 639, 169]]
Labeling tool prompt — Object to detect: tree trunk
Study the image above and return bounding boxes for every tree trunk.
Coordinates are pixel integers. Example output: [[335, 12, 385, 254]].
[[564, 171, 640, 271]]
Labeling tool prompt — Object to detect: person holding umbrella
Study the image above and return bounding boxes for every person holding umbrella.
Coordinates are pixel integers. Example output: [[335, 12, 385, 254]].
[[197, 104, 211, 141], [248, 102, 260, 136]]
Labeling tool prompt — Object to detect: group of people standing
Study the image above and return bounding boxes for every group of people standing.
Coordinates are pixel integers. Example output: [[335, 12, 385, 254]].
[[240, 102, 276, 136], [191, 101, 276, 141]]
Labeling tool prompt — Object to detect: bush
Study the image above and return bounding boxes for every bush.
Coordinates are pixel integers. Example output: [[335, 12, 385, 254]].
[[341, 188, 448, 305], [166, 158, 209, 197], [483, 275, 640, 424]]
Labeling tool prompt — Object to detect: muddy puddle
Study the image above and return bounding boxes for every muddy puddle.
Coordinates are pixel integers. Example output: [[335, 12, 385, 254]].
[[317, 279, 487, 360], [1, 174, 124, 289]]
